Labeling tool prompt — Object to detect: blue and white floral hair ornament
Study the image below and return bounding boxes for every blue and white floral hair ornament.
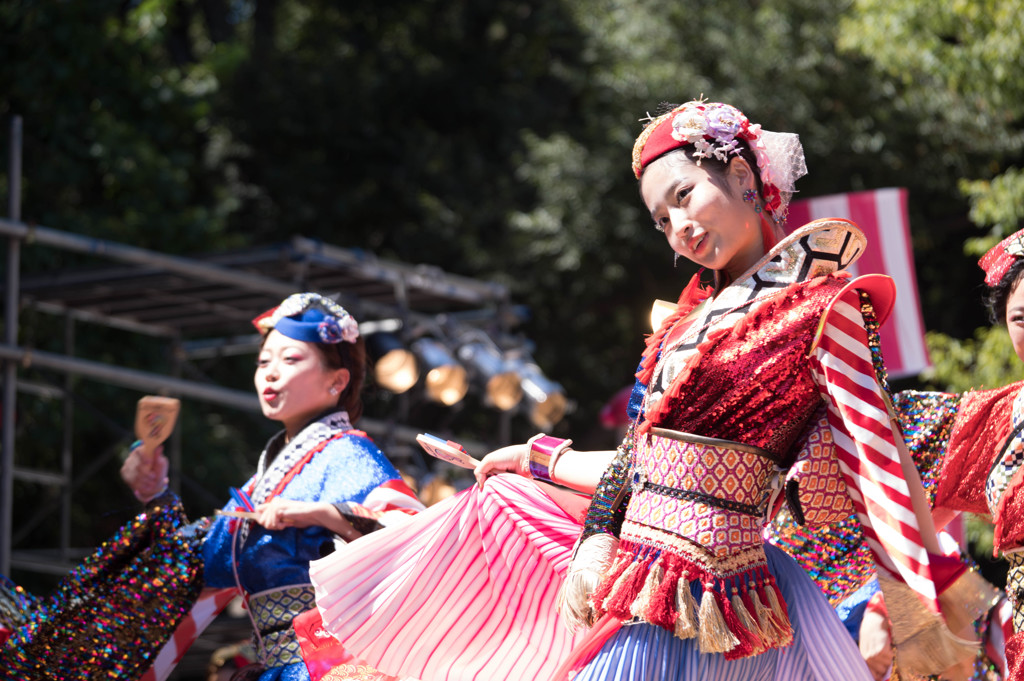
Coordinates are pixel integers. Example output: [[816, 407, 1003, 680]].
[[252, 292, 360, 345]]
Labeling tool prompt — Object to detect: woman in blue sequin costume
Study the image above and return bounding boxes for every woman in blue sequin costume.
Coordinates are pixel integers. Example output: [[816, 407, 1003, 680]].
[[1, 292, 423, 681]]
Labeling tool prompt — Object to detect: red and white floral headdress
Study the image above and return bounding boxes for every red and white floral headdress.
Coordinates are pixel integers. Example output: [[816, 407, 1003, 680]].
[[631, 100, 807, 225], [979, 229, 1024, 287]]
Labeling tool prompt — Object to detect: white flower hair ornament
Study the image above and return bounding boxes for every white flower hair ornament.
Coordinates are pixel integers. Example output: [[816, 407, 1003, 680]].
[[251, 292, 360, 345]]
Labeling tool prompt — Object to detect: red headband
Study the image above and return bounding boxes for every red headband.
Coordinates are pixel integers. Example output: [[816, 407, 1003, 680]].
[[631, 101, 760, 179], [630, 100, 808, 226], [979, 229, 1024, 287]]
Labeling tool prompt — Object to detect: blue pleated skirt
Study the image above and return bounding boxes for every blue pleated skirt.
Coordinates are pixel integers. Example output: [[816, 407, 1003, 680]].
[[574, 543, 873, 681]]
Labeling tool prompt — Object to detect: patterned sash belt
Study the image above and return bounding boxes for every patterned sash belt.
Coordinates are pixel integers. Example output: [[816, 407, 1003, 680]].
[[625, 428, 779, 557], [248, 584, 317, 668], [591, 428, 793, 660]]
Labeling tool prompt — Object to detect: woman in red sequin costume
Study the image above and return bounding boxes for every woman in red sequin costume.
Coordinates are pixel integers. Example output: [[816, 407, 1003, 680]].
[[929, 230, 1024, 680], [309, 100, 974, 681]]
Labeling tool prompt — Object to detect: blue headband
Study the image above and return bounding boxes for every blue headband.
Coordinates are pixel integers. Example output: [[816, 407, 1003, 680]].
[[253, 292, 359, 344]]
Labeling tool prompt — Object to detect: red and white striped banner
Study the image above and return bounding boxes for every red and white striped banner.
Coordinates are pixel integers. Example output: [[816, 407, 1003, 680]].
[[786, 188, 930, 378]]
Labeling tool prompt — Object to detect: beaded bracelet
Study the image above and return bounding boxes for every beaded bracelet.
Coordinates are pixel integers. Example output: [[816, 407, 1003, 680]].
[[527, 434, 573, 483]]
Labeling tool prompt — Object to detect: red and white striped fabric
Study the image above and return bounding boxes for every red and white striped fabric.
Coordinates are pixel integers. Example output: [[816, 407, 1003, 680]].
[[363, 479, 422, 509], [310, 474, 587, 681], [139, 587, 239, 681], [787, 188, 930, 378], [809, 290, 938, 613]]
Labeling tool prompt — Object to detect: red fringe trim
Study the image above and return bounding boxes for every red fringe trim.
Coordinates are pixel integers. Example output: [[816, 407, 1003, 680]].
[[588, 552, 631, 618], [635, 271, 711, 388], [592, 543, 794, 660], [602, 556, 652, 619]]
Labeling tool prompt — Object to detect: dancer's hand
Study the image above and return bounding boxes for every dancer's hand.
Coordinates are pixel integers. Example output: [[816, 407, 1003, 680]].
[[120, 442, 169, 503], [253, 498, 363, 541], [858, 608, 893, 681], [473, 444, 529, 488], [254, 498, 329, 530]]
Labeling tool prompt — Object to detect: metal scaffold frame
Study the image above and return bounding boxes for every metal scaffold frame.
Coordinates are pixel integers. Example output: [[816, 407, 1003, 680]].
[[0, 115, 531, 577]]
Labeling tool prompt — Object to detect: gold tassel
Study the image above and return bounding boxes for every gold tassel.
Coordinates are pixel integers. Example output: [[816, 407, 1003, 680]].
[[674, 575, 699, 639], [630, 557, 664, 619], [730, 588, 765, 654], [764, 581, 793, 645], [877, 572, 982, 676], [557, 533, 619, 631], [937, 564, 1001, 634], [750, 585, 784, 647], [697, 585, 740, 654]]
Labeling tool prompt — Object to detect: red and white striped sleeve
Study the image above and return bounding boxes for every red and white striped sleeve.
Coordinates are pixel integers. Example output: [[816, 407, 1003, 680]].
[[808, 289, 939, 614], [361, 478, 426, 515], [138, 587, 238, 681]]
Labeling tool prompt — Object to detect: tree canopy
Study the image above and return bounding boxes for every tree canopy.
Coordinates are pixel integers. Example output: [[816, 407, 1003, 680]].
[[2, 0, 1023, 566]]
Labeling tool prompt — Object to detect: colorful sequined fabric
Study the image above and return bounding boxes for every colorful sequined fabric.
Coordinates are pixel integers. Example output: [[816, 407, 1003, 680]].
[[765, 389, 961, 606], [579, 427, 634, 544], [0, 495, 207, 680], [641, 221, 868, 455], [249, 584, 317, 668]]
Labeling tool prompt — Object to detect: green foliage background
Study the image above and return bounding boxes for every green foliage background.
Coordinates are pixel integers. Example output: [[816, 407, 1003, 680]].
[[2, 0, 1022, 590]]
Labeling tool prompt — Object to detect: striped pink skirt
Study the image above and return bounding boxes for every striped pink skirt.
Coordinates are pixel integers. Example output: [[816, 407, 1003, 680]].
[[309, 475, 870, 681], [309, 475, 588, 681]]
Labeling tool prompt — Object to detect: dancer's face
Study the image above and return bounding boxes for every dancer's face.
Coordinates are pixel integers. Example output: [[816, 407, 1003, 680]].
[[255, 330, 347, 439], [640, 154, 763, 282], [1006, 278, 1024, 362]]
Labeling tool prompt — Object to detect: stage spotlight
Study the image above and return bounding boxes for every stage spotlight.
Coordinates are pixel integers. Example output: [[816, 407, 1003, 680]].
[[366, 332, 419, 394], [518, 362, 567, 430], [458, 340, 523, 411], [411, 338, 468, 406]]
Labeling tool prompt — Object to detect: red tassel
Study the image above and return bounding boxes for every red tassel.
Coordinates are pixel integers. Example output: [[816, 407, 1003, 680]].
[[602, 558, 651, 619], [647, 554, 681, 629], [588, 552, 631, 615], [719, 587, 756, 660], [677, 269, 713, 310]]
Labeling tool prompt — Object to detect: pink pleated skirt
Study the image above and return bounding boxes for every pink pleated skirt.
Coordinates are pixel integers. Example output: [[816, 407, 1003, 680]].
[[309, 475, 588, 681], [309, 475, 871, 681]]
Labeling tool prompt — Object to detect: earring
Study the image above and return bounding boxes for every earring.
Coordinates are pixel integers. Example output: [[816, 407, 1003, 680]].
[[743, 189, 762, 213], [674, 252, 680, 267], [329, 386, 339, 396]]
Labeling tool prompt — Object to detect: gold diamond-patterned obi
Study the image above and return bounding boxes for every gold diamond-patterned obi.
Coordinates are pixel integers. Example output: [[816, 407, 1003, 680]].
[[624, 429, 780, 559], [248, 584, 317, 668]]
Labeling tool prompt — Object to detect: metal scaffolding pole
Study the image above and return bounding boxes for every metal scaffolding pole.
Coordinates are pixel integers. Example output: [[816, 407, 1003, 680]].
[[2, 115, 23, 575], [0, 218, 297, 299]]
